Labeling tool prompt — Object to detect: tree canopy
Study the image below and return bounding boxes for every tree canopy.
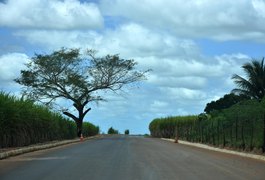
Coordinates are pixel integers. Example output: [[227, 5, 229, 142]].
[[232, 58, 265, 100], [15, 48, 149, 137], [204, 93, 249, 114], [108, 127, 119, 134], [124, 129, 130, 135]]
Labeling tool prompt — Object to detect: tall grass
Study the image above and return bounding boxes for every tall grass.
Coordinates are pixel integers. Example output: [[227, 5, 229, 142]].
[[83, 122, 99, 137], [0, 92, 99, 148], [149, 116, 198, 139], [149, 99, 265, 152]]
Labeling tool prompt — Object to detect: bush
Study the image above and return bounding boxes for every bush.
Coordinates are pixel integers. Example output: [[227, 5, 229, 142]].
[[83, 122, 99, 137], [124, 129, 129, 135], [108, 127, 119, 134]]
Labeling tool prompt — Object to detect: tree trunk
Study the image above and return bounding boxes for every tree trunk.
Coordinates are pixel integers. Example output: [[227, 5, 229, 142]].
[[63, 106, 91, 138], [76, 119, 83, 137]]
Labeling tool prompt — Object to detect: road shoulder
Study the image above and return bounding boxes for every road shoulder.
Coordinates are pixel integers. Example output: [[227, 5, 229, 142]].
[[0, 135, 102, 160], [161, 138, 265, 162]]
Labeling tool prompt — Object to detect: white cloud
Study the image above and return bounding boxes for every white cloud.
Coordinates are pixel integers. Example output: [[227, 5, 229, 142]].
[[0, 53, 29, 92], [15, 23, 200, 58], [100, 0, 265, 42], [162, 87, 207, 101], [15, 30, 101, 50], [214, 53, 250, 76], [99, 23, 201, 58], [0, 53, 29, 81], [148, 75, 207, 89], [139, 53, 250, 92], [150, 100, 168, 109], [252, 0, 265, 18], [1, 1, 258, 134], [13, 23, 251, 104], [14, 23, 210, 91], [0, 0, 103, 29]]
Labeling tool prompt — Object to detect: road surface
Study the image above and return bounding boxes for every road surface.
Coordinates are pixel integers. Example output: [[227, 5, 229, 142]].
[[0, 135, 265, 180]]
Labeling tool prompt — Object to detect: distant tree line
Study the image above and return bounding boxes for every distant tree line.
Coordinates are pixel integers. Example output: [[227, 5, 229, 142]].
[[106, 127, 130, 135], [108, 127, 119, 134]]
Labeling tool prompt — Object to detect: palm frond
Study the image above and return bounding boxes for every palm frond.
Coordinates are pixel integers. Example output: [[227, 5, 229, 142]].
[[232, 74, 253, 90], [232, 58, 265, 100]]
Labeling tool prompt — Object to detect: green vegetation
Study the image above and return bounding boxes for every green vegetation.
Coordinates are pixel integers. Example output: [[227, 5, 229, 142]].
[[82, 122, 100, 137], [150, 58, 265, 153], [149, 115, 198, 139], [108, 127, 119, 134], [0, 92, 99, 148], [150, 98, 265, 152], [124, 129, 129, 135], [204, 93, 249, 114]]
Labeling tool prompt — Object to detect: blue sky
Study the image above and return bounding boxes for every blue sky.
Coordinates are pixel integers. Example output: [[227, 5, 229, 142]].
[[0, 0, 265, 134]]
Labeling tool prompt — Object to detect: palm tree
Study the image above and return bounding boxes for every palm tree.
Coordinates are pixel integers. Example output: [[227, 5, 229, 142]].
[[232, 58, 265, 152], [232, 58, 265, 100]]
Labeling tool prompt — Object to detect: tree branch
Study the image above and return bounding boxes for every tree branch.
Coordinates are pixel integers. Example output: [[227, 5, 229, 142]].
[[63, 111, 78, 122], [82, 108, 91, 119]]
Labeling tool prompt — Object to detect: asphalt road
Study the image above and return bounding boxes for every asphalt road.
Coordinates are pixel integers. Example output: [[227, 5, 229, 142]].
[[0, 135, 265, 180]]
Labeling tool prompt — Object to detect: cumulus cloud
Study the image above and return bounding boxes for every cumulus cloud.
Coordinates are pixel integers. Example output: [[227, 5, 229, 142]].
[[14, 23, 207, 91], [252, 0, 265, 18], [1, 0, 258, 134], [137, 53, 250, 93], [0, 0, 103, 29], [162, 87, 207, 101], [100, 0, 265, 42], [0, 53, 29, 82], [15, 30, 101, 50], [148, 75, 207, 89], [14, 22, 251, 100], [0, 53, 29, 92], [15, 23, 200, 58], [150, 100, 168, 110]]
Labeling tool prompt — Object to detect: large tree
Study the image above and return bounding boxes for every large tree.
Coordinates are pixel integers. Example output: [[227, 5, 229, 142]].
[[232, 58, 265, 100], [204, 93, 249, 114], [15, 48, 148, 137]]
